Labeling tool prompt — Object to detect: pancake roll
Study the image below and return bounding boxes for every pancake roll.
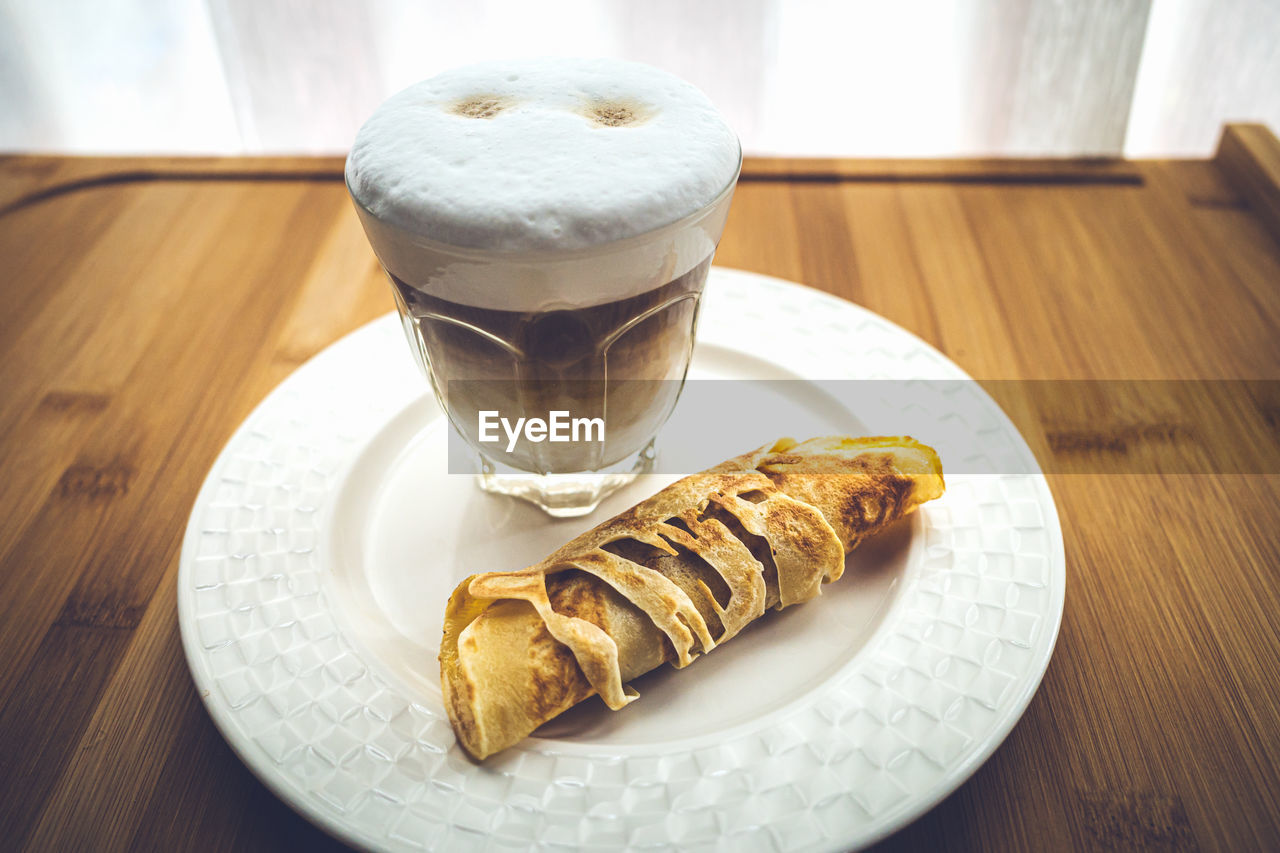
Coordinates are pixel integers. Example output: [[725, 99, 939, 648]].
[[440, 436, 945, 759]]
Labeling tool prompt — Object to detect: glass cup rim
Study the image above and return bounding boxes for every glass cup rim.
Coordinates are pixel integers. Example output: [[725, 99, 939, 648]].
[[345, 140, 743, 263]]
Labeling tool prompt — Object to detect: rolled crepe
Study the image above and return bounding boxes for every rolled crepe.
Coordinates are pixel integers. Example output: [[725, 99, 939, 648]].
[[440, 436, 945, 759]]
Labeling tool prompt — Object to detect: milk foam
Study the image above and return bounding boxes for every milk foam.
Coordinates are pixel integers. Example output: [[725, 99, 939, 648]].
[[346, 58, 740, 311], [347, 58, 739, 251]]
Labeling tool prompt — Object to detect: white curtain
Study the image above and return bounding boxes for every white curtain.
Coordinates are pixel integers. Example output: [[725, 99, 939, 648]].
[[1, 0, 1277, 157]]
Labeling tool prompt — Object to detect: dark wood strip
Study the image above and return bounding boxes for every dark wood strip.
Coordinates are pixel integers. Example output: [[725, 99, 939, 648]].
[[0, 625, 134, 848], [739, 170, 1143, 186], [0, 169, 344, 220], [0, 153, 1149, 221]]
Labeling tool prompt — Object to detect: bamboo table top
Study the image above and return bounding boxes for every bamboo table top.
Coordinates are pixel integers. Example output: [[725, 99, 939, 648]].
[[1, 124, 1278, 851]]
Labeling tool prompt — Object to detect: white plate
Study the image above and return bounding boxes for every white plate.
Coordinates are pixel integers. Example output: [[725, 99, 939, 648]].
[[179, 267, 1064, 852]]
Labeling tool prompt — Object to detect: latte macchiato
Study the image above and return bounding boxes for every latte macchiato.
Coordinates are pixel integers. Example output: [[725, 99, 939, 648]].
[[346, 58, 740, 514]]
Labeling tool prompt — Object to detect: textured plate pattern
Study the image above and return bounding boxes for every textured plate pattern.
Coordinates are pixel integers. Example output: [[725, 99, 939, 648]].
[[178, 268, 1065, 852]]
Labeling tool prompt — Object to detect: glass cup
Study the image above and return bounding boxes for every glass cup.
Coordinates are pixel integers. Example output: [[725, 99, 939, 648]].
[[348, 154, 740, 516]]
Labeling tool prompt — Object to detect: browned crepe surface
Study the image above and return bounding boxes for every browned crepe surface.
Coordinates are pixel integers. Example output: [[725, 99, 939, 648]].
[[440, 436, 945, 759]]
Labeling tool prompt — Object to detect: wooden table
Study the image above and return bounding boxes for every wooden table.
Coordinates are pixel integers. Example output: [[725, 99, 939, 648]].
[[2, 125, 1278, 851]]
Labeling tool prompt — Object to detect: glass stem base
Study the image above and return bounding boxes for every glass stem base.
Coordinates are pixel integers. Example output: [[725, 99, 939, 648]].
[[476, 440, 656, 518]]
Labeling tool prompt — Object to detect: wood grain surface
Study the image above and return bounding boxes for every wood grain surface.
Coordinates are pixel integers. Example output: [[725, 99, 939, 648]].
[[1, 126, 1278, 852]]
